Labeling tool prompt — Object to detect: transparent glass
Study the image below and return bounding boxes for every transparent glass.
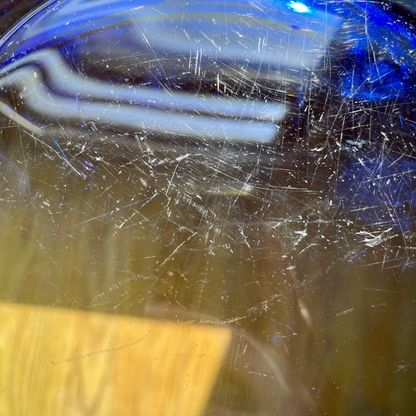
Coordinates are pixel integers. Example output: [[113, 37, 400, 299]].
[[0, 1, 415, 415]]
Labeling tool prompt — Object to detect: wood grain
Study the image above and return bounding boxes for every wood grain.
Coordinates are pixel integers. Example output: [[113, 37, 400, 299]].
[[0, 302, 231, 416]]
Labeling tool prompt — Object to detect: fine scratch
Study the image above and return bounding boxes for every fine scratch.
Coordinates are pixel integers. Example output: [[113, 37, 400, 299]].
[[155, 230, 197, 273], [336, 308, 354, 317]]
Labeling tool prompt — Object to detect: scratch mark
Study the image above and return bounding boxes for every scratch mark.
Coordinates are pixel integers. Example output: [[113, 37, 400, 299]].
[[62, 328, 156, 365], [155, 231, 197, 273], [336, 308, 354, 317]]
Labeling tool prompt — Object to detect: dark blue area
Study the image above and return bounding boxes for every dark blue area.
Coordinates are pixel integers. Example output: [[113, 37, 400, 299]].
[[337, 51, 408, 101], [338, 154, 416, 231], [334, 1, 416, 102]]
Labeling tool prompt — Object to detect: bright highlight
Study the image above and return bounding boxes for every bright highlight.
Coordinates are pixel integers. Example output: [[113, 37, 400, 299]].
[[288, 1, 311, 14]]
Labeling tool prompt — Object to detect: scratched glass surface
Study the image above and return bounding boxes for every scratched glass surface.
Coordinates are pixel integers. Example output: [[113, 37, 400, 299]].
[[0, 0, 415, 415]]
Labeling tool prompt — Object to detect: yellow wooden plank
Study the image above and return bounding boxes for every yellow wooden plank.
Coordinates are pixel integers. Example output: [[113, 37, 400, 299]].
[[0, 302, 231, 416]]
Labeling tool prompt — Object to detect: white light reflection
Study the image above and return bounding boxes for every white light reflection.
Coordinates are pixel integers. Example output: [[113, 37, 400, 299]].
[[288, 1, 311, 14]]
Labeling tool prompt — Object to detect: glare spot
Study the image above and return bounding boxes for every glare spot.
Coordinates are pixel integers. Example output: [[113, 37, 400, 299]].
[[288, 2, 311, 14]]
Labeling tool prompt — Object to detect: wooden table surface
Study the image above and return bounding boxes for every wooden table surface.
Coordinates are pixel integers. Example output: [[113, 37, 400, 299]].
[[0, 302, 231, 416]]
